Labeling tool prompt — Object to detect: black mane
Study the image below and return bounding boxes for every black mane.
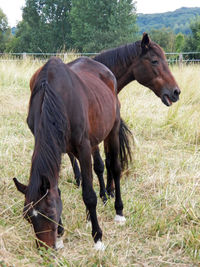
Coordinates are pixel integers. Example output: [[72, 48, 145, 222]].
[[93, 41, 141, 70], [27, 58, 67, 202]]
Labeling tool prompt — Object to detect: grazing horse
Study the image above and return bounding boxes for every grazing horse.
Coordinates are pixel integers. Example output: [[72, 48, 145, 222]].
[[13, 57, 131, 249], [68, 33, 181, 193]]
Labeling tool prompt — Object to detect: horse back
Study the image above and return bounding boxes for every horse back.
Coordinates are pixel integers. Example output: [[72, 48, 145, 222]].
[[68, 57, 117, 95]]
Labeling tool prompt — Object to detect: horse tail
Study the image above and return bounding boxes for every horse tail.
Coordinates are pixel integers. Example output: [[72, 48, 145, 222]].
[[119, 118, 133, 170]]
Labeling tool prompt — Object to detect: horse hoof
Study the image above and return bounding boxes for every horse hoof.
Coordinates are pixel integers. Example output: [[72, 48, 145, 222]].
[[55, 237, 64, 250], [114, 215, 126, 225], [107, 191, 114, 198], [94, 240, 105, 251], [57, 226, 64, 237], [75, 179, 81, 187], [101, 195, 108, 205], [110, 192, 115, 198]]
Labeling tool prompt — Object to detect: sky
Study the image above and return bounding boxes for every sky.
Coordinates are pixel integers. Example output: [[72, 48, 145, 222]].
[[1, 0, 200, 27]]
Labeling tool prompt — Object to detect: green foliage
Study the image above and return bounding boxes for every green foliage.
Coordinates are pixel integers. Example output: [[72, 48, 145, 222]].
[[8, 0, 72, 53], [0, 8, 12, 52], [175, 33, 185, 52], [70, 0, 137, 52], [0, 8, 8, 31], [183, 16, 200, 56], [149, 28, 176, 52], [6, 21, 32, 53], [3, 3, 200, 54], [6, 0, 137, 53], [137, 7, 200, 35]]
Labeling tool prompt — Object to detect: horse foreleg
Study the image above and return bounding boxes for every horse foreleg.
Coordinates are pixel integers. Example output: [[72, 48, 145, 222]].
[[69, 147, 108, 204], [55, 188, 65, 249], [57, 188, 64, 237], [77, 141, 104, 250], [92, 147, 107, 204]]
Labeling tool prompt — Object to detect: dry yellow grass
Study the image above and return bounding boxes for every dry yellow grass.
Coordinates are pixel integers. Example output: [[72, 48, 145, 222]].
[[0, 59, 200, 266]]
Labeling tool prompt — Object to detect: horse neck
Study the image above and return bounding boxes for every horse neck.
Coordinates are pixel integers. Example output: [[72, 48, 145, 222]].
[[116, 66, 135, 93], [32, 135, 61, 181], [94, 41, 141, 93]]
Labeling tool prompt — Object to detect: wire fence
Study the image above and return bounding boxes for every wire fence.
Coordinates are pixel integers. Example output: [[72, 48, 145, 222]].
[[0, 52, 200, 65], [0, 52, 98, 62], [165, 52, 200, 64]]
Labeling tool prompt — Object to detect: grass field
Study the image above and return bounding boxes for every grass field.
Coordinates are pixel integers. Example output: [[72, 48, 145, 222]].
[[0, 59, 200, 266]]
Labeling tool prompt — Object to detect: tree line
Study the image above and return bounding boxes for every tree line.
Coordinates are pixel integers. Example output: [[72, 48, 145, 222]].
[[0, 0, 200, 54]]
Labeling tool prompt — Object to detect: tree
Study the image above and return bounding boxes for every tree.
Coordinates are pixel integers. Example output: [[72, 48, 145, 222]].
[[8, 0, 72, 52], [175, 33, 185, 52], [6, 21, 33, 52], [183, 16, 200, 54], [70, 0, 137, 52], [0, 8, 12, 52], [149, 28, 176, 52]]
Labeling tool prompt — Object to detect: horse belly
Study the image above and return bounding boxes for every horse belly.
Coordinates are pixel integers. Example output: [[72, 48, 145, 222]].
[[73, 69, 119, 147], [88, 93, 117, 147]]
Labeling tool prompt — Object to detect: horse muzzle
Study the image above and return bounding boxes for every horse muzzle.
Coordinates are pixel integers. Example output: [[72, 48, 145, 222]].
[[161, 87, 181, 106]]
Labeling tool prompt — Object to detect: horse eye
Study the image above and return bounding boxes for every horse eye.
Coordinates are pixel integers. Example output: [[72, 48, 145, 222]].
[[151, 60, 158, 65]]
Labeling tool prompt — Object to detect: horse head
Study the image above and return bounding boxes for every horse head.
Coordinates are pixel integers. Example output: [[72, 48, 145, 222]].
[[13, 177, 63, 249], [132, 33, 181, 106]]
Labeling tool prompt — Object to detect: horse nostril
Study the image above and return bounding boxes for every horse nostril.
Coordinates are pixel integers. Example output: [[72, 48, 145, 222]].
[[174, 88, 180, 97]]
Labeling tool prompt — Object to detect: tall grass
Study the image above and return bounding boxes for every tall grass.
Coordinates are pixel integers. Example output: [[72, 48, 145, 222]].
[[0, 59, 200, 266]]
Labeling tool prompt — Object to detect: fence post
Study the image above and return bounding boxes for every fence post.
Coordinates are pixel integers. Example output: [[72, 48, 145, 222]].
[[64, 53, 67, 62], [179, 53, 183, 67], [23, 52, 27, 60]]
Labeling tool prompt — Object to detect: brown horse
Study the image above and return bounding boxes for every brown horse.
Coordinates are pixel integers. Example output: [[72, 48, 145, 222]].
[[66, 33, 181, 197], [13, 57, 131, 250]]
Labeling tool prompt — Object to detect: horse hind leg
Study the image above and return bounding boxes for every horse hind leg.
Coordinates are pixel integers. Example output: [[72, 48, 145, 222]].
[[105, 155, 115, 198], [104, 126, 126, 224]]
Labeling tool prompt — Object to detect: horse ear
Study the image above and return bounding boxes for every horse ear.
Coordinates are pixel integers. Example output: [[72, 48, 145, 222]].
[[141, 32, 151, 53], [13, 178, 27, 194], [40, 176, 50, 196]]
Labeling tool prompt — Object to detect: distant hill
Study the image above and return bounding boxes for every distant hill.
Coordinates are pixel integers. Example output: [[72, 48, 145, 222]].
[[137, 7, 200, 35]]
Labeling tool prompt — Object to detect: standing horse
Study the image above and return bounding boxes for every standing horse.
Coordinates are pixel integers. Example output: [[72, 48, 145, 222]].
[[13, 57, 131, 249], [68, 33, 181, 194]]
